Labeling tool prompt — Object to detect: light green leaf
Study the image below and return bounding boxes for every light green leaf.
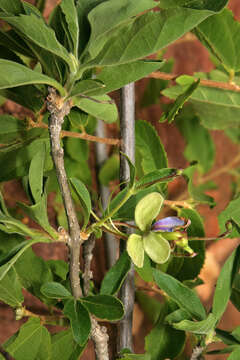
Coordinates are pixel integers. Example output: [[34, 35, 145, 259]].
[[64, 299, 91, 346], [143, 232, 171, 264], [73, 95, 118, 123], [41, 282, 72, 299], [0, 59, 65, 96], [127, 234, 145, 268], [81, 295, 124, 321], [135, 192, 163, 231], [176, 109, 215, 173], [29, 144, 46, 203], [100, 251, 131, 295], [0, 14, 75, 72], [5, 318, 51, 360], [60, 0, 79, 57], [0, 267, 23, 306], [135, 120, 167, 174], [93, 60, 165, 95], [153, 269, 207, 321], [0, 0, 23, 14], [86, 0, 157, 59], [212, 247, 240, 321], [160, 79, 200, 123], [196, 9, 240, 73], [70, 177, 91, 229], [231, 326, 240, 343], [172, 313, 217, 334]]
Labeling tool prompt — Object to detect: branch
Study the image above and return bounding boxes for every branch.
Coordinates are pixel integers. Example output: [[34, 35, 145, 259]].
[[118, 82, 135, 352], [47, 87, 82, 299], [82, 234, 95, 296], [190, 346, 204, 360], [149, 72, 240, 92], [91, 317, 109, 360]]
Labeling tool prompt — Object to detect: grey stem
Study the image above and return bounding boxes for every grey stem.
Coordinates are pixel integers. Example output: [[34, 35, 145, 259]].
[[47, 87, 82, 299], [190, 346, 204, 360], [118, 83, 135, 351], [95, 119, 118, 268]]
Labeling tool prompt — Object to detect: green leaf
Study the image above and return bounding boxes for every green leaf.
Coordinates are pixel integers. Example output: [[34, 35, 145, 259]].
[[183, 165, 215, 207], [5, 318, 51, 360], [1, 14, 75, 72], [160, 79, 200, 123], [135, 192, 163, 232], [159, 0, 228, 10], [212, 246, 240, 322], [162, 78, 240, 130], [99, 154, 120, 186], [0, 85, 44, 112], [135, 120, 167, 174], [100, 251, 131, 295], [120, 354, 151, 360], [86, 0, 157, 59], [228, 347, 240, 360], [219, 197, 240, 238], [127, 234, 145, 268], [41, 282, 72, 299], [0, 0, 23, 14], [85, 6, 227, 68], [231, 274, 240, 312], [70, 79, 105, 97], [64, 299, 91, 346], [60, 0, 79, 58], [172, 313, 217, 335], [196, 9, 240, 73], [70, 177, 91, 229], [165, 308, 192, 325], [135, 168, 179, 190], [153, 269, 207, 320], [0, 59, 65, 96], [46, 260, 69, 281], [232, 326, 240, 343], [135, 253, 153, 282], [28, 144, 46, 203], [18, 192, 57, 239], [82, 294, 124, 321], [0, 267, 23, 306], [0, 115, 27, 144], [136, 291, 163, 324], [93, 60, 165, 95], [51, 329, 86, 360], [172, 208, 205, 281], [176, 109, 215, 173], [145, 301, 186, 360], [143, 232, 171, 265], [73, 95, 118, 123], [0, 239, 39, 282]]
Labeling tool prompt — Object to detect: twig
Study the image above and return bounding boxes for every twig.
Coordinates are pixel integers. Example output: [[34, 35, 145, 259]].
[[149, 72, 240, 92], [83, 234, 95, 296], [118, 82, 135, 352], [30, 119, 121, 146], [47, 87, 82, 299]]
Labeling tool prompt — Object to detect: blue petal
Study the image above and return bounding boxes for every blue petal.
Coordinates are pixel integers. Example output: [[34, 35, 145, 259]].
[[152, 216, 185, 232]]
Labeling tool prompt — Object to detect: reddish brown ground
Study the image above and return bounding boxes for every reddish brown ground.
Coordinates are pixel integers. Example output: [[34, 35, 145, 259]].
[[0, 1, 240, 359]]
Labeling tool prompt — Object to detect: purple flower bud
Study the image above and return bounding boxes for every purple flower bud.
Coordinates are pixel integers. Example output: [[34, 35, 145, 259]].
[[152, 216, 187, 232]]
